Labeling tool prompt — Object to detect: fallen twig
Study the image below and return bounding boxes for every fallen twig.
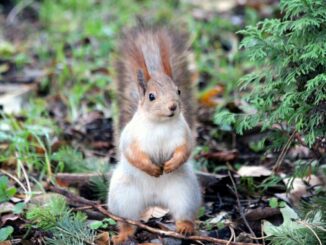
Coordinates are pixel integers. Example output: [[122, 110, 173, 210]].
[[197, 150, 239, 162], [55, 171, 227, 189], [94, 205, 259, 245], [47, 184, 260, 245], [45, 184, 100, 207]]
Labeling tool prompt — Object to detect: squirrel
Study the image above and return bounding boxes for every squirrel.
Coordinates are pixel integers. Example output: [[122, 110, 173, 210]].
[[108, 25, 201, 245]]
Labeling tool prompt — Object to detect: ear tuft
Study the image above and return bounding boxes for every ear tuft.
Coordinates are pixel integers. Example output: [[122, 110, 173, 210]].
[[159, 33, 172, 78], [137, 69, 147, 95]]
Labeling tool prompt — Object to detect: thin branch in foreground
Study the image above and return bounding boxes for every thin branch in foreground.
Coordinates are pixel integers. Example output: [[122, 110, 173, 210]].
[[46, 184, 260, 245], [273, 130, 296, 173], [228, 171, 258, 244]]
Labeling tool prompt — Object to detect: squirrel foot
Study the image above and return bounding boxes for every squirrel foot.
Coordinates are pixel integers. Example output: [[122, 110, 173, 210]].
[[176, 220, 195, 236], [112, 222, 136, 245]]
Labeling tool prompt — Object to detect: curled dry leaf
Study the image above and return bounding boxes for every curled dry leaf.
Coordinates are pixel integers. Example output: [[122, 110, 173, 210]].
[[198, 85, 224, 107], [1, 213, 20, 226], [141, 206, 169, 223], [282, 175, 322, 205]]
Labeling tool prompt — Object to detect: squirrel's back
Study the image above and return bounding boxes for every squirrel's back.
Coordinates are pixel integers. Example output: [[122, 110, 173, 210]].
[[115, 26, 195, 136]]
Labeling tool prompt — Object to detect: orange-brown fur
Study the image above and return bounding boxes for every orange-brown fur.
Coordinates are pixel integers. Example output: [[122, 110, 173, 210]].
[[163, 143, 191, 173], [176, 220, 195, 235], [113, 222, 136, 245], [124, 140, 162, 177]]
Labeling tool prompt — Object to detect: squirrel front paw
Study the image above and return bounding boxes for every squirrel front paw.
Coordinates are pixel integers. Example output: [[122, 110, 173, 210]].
[[163, 160, 179, 173], [144, 164, 162, 177]]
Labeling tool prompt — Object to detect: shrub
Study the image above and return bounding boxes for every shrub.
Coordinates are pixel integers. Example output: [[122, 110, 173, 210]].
[[215, 0, 326, 147]]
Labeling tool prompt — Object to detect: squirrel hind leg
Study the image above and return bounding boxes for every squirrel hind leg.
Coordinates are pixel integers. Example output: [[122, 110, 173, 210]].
[[112, 222, 136, 245], [176, 220, 195, 235]]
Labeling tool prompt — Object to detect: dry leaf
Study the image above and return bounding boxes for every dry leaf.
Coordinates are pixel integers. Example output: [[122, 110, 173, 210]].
[[141, 206, 169, 222], [0, 84, 36, 113], [283, 175, 322, 205], [184, 0, 237, 12], [208, 211, 228, 223], [237, 166, 272, 177], [199, 85, 224, 107], [0, 241, 12, 245], [0, 203, 15, 215]]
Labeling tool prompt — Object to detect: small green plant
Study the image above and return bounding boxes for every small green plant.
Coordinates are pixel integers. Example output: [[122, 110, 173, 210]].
[[240, 177, 257, 195], [0, 226, 14, 242], [51, 147, 90, 173], [215, 0, 326, 147], [0, 176, 21, 242], [26, 196, 96, 245], [26, 196, 69, 230], [0, 176, 16, 202], [90, 218, 116, 230], [249, 138, 267, 152], [13, 202, 26, 214], [258, 175, 284, 193], [0, 108, 56, 178], [269, 197, 286, 209], [263, 194, 326, 245], [89, 175, 109, 202]]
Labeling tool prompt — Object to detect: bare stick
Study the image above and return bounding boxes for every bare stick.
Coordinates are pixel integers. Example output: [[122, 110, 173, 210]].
[[273, 130, 296, 172], [45, 184, 100, 207], [94, 204, 259, 245], [228, 171, 258, 244]]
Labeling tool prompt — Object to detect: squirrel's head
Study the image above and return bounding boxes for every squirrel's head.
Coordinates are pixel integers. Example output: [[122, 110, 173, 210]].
[[137, 70, 181, 122]]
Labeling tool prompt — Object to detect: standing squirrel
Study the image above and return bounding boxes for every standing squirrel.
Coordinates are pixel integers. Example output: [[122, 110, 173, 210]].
[[108, 26, 201, 244]]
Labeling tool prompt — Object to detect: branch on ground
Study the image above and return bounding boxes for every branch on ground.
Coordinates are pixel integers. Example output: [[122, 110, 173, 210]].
[[45, 184, 261, 245]]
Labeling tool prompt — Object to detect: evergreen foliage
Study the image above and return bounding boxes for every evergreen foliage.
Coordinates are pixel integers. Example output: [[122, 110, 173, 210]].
[[264, 192, 326, 245], [215, 0, 326, 147], [89, 175, 109, 202], [51, 147, 91, 173], [26, 197, 96, 245]]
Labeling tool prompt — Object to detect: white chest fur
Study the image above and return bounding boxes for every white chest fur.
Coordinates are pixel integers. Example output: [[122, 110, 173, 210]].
[[120, 111, 191, 165]]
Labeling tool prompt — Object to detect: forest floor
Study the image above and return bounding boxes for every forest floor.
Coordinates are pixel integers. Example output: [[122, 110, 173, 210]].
[[0, 0, 324, 244]]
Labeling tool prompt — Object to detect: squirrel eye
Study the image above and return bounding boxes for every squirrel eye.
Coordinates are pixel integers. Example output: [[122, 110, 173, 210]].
[[149, 93, 156, 101], [177, 89, 181, 95]]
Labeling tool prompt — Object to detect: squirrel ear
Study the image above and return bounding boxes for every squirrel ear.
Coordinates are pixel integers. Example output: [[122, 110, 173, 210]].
[[137, 70, 147, 95], [159, 36, 173, 78]]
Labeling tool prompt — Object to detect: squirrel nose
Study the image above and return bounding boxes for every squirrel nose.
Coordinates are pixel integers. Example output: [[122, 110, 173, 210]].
[[169, 103, 177, 112]]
